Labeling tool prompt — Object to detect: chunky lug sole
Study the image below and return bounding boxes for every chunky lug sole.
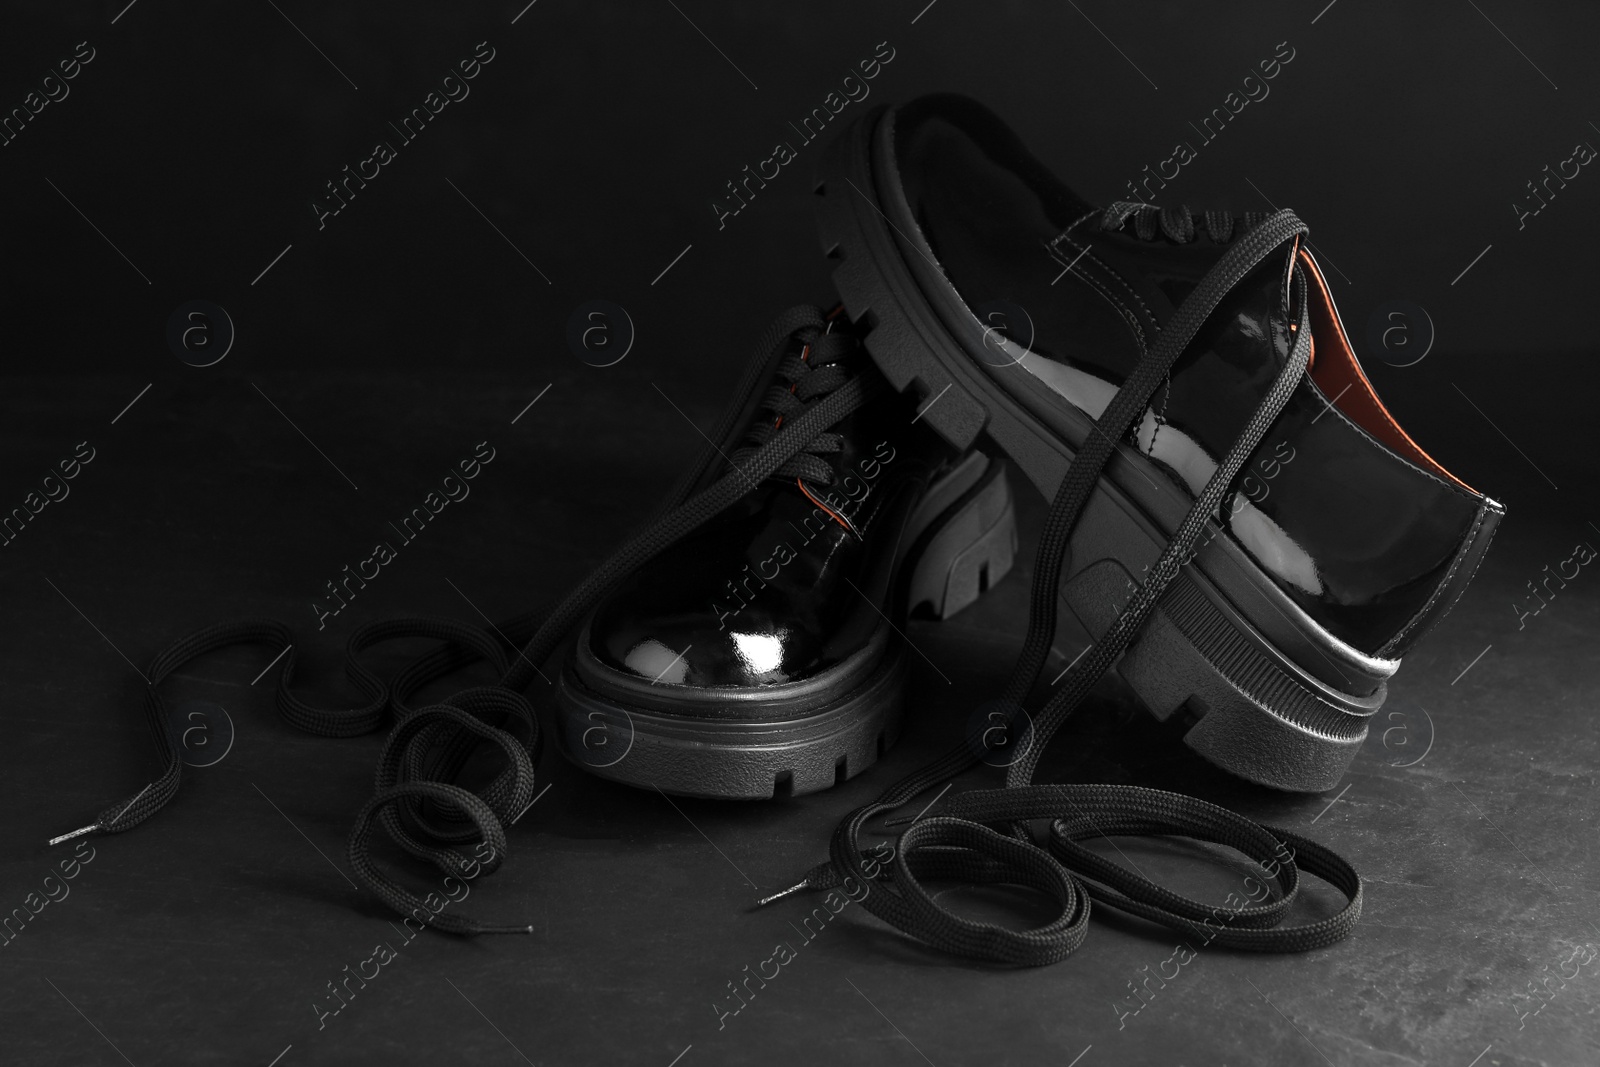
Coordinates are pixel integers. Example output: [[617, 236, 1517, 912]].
[[555, 452, 1019, 799], [814, 107, 1388, 792]]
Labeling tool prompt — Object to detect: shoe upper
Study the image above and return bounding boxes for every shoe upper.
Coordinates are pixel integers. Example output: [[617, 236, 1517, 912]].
[[887, 93, 1501, 658], [579, 325, 956, 703]]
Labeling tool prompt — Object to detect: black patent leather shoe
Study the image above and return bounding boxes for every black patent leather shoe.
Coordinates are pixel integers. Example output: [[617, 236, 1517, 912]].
[[814, 94, 1503, 791], [556, 309, 1017, 798]]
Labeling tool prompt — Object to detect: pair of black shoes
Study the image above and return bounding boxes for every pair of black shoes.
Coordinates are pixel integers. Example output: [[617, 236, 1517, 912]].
[[73, 95, 1501, 962], [558, 94, 1501, 799]]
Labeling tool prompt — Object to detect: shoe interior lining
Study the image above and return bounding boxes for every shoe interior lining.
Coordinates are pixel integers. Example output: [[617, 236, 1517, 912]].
[[1300, 249, 1476, 494]]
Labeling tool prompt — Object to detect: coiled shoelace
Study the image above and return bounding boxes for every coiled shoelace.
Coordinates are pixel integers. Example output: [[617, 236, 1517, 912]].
[[61, 219, 1361, 960]]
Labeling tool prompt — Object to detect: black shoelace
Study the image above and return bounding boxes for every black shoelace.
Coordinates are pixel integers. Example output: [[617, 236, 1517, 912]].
[[729, 316, 857, 486], [58, 221, 1360, 959]]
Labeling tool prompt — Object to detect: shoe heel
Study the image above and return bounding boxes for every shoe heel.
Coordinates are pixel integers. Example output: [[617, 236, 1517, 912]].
[[1059, 559, 1382, 792], [905, 454, 1018, 619]]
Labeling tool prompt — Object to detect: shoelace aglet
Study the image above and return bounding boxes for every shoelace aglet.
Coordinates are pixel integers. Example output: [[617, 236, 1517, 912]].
[[754, 879, 811, 907], [48, 824, 97, 846]]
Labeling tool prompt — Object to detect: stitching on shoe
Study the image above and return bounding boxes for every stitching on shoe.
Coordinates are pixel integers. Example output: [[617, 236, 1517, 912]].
[[1065, 257, 1149, 357], [1049, 215, 1153, 357], [1060, 212, 1160, 340], [1047, 207, 1102, 254], [1144, 375, 1174, 457], [1146, 413, 1163, 456], [1049, 207, 1152, 337]]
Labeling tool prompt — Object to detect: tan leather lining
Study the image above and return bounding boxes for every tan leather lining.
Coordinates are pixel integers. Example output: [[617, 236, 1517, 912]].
[[1299, 249, 1475, 493]]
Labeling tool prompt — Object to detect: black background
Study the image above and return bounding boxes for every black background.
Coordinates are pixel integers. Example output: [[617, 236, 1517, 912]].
[[3, 3, 1598, 1066], [4, 0, 1597, 500]]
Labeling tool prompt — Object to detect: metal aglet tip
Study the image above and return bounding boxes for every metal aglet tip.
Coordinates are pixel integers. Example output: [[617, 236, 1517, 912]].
[[49, 824, 97, 847], [755, 879, 811, 907]]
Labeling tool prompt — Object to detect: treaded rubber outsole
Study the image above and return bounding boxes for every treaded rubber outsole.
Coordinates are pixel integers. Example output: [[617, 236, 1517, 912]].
[[558, 650, 908, 800], [813, 106, 1376, 793], [1059, 559, 1378, 791]]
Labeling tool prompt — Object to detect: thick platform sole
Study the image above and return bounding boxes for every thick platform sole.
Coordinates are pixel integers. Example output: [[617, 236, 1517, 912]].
[[1059, 561, 1379, 791], [555, 454, 1019, 799], [814, 108, 1380, 792]]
